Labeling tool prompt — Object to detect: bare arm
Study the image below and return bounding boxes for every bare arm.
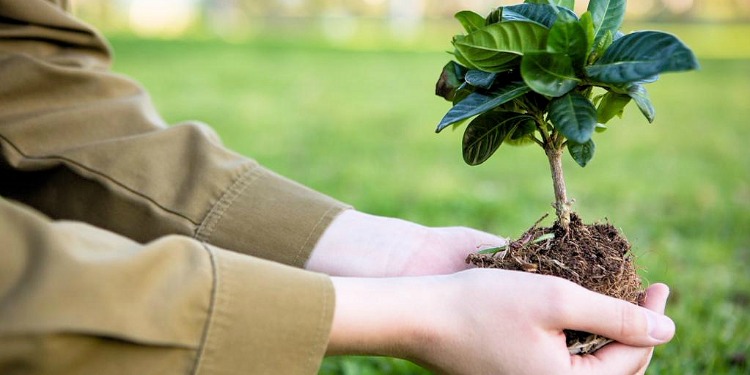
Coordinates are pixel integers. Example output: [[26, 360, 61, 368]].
[[328, 270, 674, 375]]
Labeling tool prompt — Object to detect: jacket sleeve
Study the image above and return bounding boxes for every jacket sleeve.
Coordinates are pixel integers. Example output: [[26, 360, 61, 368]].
[[0, 198, 335, 374], [0, 0, 349, 268]]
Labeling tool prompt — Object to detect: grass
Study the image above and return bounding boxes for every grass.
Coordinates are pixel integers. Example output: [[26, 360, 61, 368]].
[[107, 23, 749, 374]]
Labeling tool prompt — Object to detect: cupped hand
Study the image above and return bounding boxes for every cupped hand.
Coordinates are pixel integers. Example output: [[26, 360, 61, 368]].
[[328, 270, 674, 375], [408, 271, 674, 375], [307, 209, 505, 277]]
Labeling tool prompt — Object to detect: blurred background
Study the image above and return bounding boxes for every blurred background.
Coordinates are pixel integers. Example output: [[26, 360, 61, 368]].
[[71, 1, 749, 374], [72, 0, 750, 50]]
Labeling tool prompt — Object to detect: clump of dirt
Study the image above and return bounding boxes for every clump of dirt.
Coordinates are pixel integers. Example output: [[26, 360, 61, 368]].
[[466, 213, 644, 355]]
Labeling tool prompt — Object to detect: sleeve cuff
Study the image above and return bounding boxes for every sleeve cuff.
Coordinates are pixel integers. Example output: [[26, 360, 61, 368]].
[[195, 245, 335, 374], [196, 163, 351, 267]]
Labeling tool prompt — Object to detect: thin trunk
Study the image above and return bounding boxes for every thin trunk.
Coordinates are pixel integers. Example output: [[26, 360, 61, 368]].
[[546, 147, 571, 231]]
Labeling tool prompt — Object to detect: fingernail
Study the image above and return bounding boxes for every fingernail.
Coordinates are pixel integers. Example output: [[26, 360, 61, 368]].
[[646, 311, 675, 342]]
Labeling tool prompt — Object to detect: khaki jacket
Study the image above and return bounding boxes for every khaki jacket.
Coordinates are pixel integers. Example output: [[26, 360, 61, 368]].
[[0, 0, 349, 373]]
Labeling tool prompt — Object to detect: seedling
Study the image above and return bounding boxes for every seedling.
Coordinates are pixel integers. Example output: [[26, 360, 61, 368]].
[[434, 0, 698, 354], [435, 0, 698, 230]]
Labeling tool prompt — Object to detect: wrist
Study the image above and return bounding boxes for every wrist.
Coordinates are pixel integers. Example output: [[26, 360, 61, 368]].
[[327, 276, 445, 360]]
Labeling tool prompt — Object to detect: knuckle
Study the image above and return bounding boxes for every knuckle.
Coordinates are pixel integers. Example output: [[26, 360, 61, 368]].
[[616, 301, 647, 341], [541, 277, 576, 321]]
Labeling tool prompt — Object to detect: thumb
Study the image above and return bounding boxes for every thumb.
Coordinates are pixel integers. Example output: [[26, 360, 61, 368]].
[[549, 281, 675, 347]]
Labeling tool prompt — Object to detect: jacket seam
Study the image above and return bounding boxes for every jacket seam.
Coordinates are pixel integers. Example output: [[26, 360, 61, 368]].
[[194, 163, 260, 243], [294, 205, 342, 266], [0, 133, 199, 225], [307, 277, 333, 371], [191, 243, 219, 375]]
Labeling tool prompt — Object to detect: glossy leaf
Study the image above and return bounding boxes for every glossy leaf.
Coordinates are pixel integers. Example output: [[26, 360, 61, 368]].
[[522, 0, 574, 8], [455, 11, 486, 33], [549, 91, 597, 143], [596, 91, 631, 123], [435, 61, 468, 101], [558, 0, 575, 10], [587, 0, 626, 47], [627, 83, 656, 123], [486, 7, 503, 25], [579, 12, 595, 53], [453, 82, 474, 104], [462, 111, 535, 165], [436, 82, 530, 132], [568, 139, 596, 167], [589, 30, 613, 64], [503, 4, 578, 28], [451, 36, 480, 70], [547, 11, 588, 69], [586, 31, 700, 84], [521, 51, 579, 97], [465, 70, 498, 89], [506, 118, 538, 145], [453, 21, 549, 72]]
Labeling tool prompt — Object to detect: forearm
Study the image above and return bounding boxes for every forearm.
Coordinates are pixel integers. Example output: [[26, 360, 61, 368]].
[[327, 276, 441, 359]]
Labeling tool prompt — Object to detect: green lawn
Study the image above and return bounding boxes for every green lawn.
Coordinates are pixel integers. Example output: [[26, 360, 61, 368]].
[[108, 23, 749, 374]]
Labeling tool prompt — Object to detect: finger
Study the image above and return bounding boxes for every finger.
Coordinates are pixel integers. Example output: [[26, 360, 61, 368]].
[[571, 284, 672, 375], [641, 283, 670, 313], [634, 283, 672, 374], [441, 226, 506, 249], [547, 280, 675, 347]]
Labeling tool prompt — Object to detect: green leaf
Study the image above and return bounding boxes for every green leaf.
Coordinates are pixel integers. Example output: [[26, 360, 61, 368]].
[[627, 83, 656, 123], [568, 139, 596, 167], [453, 21, 549, 73], [455, 11, 486, 33], [486, 7, 503, 25], [451, 36, 480, 70], [549, 91, 597, 143], [462, 111, 535, 165], [587, 0, 626, 47], [453, 82, 474, 104], [465, 70, 498, 89], [589, 30, 613, 64], [435, 61, 468, 101], [477, 232, 555, 255], [547, 10, 588, 70], [557, 0, 575, 10], [506, 118, 538, 146], [596, 90, 631, 123], [503, 4, 578, 28], [579, 12, 595, 53], [586, 31, 700, 84], [436, 82, 530, 132], [521, 51, 579, 97]]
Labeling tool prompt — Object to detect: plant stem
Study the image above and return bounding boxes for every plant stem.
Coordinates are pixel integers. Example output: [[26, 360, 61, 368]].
[[545, 145, 572, 231]]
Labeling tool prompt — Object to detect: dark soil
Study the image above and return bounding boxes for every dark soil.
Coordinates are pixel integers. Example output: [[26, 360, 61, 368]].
[[466, 213, 644, 354]]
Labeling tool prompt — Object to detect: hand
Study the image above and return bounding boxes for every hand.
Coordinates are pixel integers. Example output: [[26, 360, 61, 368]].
[[327, 270, 674, 375], [306, 209, 505, 277]]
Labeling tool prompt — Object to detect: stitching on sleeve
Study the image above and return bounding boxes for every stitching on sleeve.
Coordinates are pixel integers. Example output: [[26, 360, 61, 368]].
[[293, 205, 342, 266], [307, 276, 333, 371], [194, 163, 261, 243], [190, 243, 219, 375]]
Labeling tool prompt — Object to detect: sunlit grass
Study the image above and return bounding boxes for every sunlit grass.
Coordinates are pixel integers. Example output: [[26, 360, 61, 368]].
[[109, 25, 749, 374]]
